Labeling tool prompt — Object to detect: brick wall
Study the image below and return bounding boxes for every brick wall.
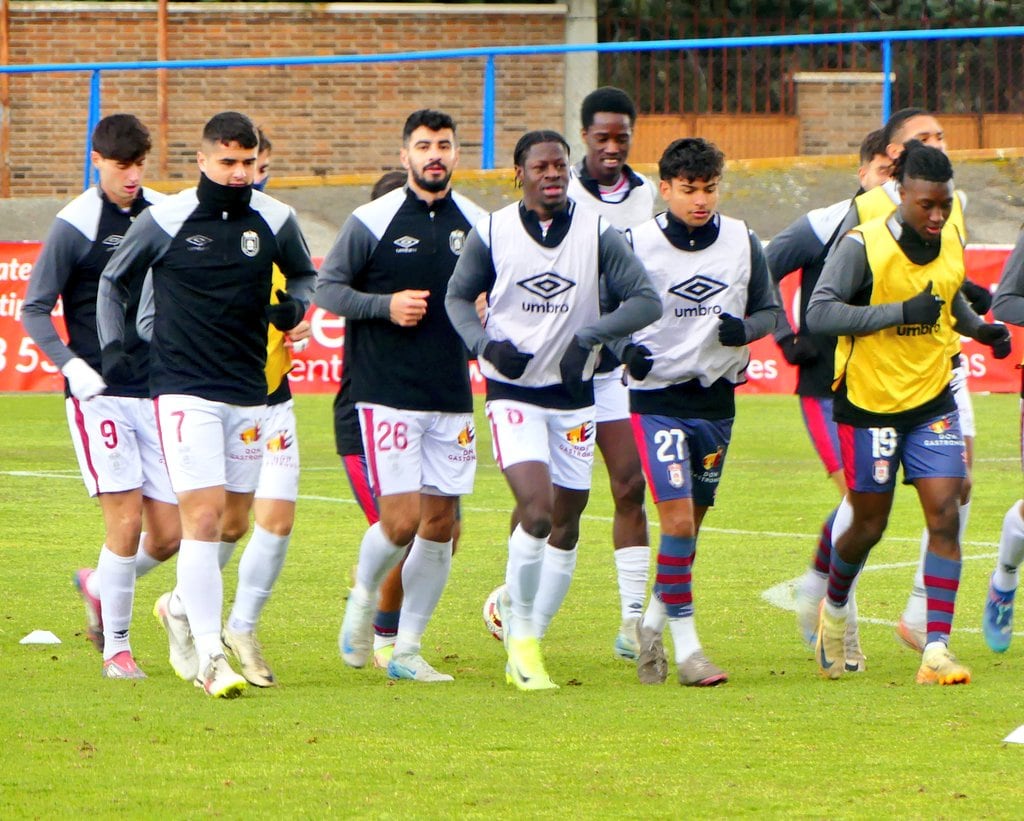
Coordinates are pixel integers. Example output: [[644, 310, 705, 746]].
[[793, 72, 886, 156], [2, 2, 567, 196]]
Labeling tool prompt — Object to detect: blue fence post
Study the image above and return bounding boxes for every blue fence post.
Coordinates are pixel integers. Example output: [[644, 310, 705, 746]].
[[881, 39, 893, 124], [82, 69, 102, 191], [482, 55, 495, 170]]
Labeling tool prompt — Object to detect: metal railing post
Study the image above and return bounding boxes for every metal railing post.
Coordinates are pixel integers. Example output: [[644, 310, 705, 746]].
[[82, 69, 102, 191], [482, 55, 496, 170], [881, 39, 893, 124]]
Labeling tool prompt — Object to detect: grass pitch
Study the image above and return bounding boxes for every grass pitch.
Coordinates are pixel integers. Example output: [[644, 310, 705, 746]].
[[2, 391, 1024, 818]]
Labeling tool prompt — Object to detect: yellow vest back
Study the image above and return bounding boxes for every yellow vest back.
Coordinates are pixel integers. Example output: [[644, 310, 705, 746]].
[[265, 266, 293, 396]]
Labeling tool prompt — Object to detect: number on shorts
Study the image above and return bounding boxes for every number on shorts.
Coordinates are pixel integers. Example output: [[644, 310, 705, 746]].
[[100, 419, 118, 450], [870, 427, 897, 458], [170, 410, 186, 443], [375, 421, 409, 452], [505, 408, 524, 425], [653, 428, 686, 463]]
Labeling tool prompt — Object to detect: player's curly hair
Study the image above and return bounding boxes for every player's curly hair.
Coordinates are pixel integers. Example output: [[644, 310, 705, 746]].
[[512, 130, 570, 169], [658, 137, 724, 182], [581, 87, 637, 128], [892, 139, 953, 184]]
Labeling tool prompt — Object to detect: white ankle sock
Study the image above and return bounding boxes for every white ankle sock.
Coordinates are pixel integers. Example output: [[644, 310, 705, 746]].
[[98, 546, 136, 660], [641, 594, 668, 633], [134, 533, 162, 577], [175, 539, 223, 663], [613, 545, 649, 621], [353, 522, 408, 600], [228, 525, 290, 633], [532, 544, 578, 639], [395, 536, 452, 656], [506, 525, 546, 639], [218, 540, 238, 570], [668, 615, 700, 662], [994, 501, 1024, 592]]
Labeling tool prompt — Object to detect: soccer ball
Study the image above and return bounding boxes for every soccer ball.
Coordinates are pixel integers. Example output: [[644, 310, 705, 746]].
[[482, 584, 506, 642]]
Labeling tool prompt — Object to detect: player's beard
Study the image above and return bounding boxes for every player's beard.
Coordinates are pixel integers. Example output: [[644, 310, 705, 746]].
[[413, 164, 451, 193]]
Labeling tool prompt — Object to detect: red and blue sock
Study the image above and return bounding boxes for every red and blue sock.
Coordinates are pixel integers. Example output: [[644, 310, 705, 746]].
[[924, 551, 961, 646], [654, 534, 696, 618]]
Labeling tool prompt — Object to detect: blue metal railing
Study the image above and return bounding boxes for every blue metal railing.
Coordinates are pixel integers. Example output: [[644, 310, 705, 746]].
[[1, 25, 1021, 187]]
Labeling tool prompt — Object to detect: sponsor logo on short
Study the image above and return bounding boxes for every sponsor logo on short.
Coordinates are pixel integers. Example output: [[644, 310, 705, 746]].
[[702, 447, 724, 471], [668, 462, 684, 488], [565, 421, 595, 444], [186, 234, 213, 250], [449, 229, 466, 255], [239, 424, 261, 445], [928, 418, 951, 434], [266, 431, 292, 452], [241, 230, 260, 257], [872, 458, 890, 484], [394, 235, 420, 253], [457, 423, 475, 447]]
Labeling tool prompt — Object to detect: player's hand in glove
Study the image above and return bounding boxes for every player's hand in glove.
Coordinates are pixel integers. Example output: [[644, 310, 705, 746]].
[[559, 337, 594, 386], [100, 342, 135, 387], [266, 289, 305, 332], [976, 322, 1012, 359], [62, 357, 107, 400], [960, 279, 992, 316], [902, 280, 943, 325], [717, 313, 748, 347], [777, 334, 819, 366], [483, 339, 533, 379], [620, 343, 653, 380]]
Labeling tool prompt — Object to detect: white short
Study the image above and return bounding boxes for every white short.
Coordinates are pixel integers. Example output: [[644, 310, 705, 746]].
[[65, 395, 175, 502], [155, 394, 266, 495], [952, 359, 975, 438], [357, 403, 476, 498], [255, 399, 300, 502], [593, 368, 629, 424], [486, 399, 596, 491]]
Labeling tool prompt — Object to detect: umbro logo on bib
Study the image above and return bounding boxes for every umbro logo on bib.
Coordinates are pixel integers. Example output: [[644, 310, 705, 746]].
[[669, 275, 727, 303], [517, 272, 575, 300], [394, 235, 420, 253]]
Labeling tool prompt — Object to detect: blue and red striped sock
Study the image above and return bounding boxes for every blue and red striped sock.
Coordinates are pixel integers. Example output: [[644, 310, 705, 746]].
[[654, 534, 696, 619], [826, 549, 862, 608], [813, 506, 839, 576], [924, 551, 961, 646]]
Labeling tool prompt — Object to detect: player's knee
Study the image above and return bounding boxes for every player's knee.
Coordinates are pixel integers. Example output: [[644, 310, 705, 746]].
[[611, 470, 646, 510], [382, 516, 419, 547], [518, 507, 552, 540], [146, 532, 180, 561]]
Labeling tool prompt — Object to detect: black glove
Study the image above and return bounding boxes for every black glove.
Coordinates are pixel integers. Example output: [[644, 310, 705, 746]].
[[620, 343, 653, 380], [559, 338, 592, 386], [717, 313, 747, 347], [777, 334, 820, 366], [976, 322, 1012, 359], [961, 279, 992, 316], [100, 341, 135, 385], [483, 339, 533, 379], [902, 280, 944, 325], [265, 289, 305, 332]]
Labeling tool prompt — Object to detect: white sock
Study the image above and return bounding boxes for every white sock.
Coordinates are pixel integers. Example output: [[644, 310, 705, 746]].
[[394, 536, 452, 657], [994, 501, 1024, 592], [134, 533, 162, 577], [218, 540, 238, 570], [506, 524, 547, 639], [668, 615, 701, 662], [833, 495, 854, 542], [353, 522, 408, 600], [532, 544, 578, 639], [227, 525, 290, 633], [904, 500, 971, 626], [98, 547, 136, 660], [641, 593, 668, 633], [86, 562, 102, 599], [613, 545, 649, 622], [175, 539, 223, 663]]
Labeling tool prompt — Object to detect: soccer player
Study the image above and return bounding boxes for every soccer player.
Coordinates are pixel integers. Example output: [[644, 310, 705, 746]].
[[209, 127, 312, 687], [318, 109, 486, 683], [97, 111, 317, 698], [828, 108, 993, 653], [445, 130, 661, 691], [981, 230, 1024, 652], [22, 114, 178, 679], [770, 128, 891, 668], [566, 86, 656, 661], [621, 138, 780, 687], [806, 141, 1010, 685]]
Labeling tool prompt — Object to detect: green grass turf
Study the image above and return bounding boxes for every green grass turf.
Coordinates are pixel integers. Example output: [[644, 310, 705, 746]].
[[2, 391, 1024, 818]]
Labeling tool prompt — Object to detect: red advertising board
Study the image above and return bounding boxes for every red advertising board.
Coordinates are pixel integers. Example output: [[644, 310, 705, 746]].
[[0, 241, 1019, 395]]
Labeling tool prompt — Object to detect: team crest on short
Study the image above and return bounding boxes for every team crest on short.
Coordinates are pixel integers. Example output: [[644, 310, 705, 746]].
[[449, 229, 466, 255], [239, 423, 262, 444], [667, 462, 685, 488], [240, 230, 260, 257], [266, 431, 292, 452], [872, 458, 890, 484], [565, 421, 595, 444], [702, 447, 724, 471], [457, 423, 475, 446]]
